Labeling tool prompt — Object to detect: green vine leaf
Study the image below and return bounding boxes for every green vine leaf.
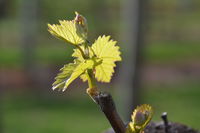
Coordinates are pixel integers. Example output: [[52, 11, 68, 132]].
[[72, 45, 89, 61], [72, 35, 122, 82], [63, 59, 94, 90], [52, 59, 95, 91], [49, 13, 122, 92], [63, 59, 94, 91], [52, 61, 79, 91], [74, 11, 88, 41], [126, 104, 153, 133], [92, 35, 121, 82], [72, 46, 94, 82], [80, 73, 88, 82], [48, 12, 87, 45]]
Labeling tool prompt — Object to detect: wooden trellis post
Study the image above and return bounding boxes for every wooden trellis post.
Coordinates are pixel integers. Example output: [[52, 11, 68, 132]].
[[120, 0, 147, 120], [20, 0, 41, 89], [20, 0, 39, 70], [0, 93, 3, 132]]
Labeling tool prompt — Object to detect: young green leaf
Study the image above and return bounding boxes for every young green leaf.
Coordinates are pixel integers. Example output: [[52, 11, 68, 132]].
[[47, 12, 87, 45], [74, 11, 88, 40], [72, 45, 89, 61], [132, 104, 153, 128], [72, 35, 122, 82], [126, 104, 153, 133], [52, 62, 79, 91], [92, 35, 121, 82], [52, 59, 95, 91], [72, 46, 94, 82], [126, 122, 136, 133], [63, 59, 95, 91], [49, 13, 122, 92]]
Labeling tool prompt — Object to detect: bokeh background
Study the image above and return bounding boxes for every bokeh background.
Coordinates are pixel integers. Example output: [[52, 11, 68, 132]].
[[0, 0, 200, 132]]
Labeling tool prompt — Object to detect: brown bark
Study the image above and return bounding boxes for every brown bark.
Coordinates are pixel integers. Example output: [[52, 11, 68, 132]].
[[93, 92, 126, 133]]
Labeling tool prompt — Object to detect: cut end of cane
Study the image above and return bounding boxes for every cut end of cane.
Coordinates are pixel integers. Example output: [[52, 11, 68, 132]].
[[86, 87, 100, 103], [87, 87, 99, 97]]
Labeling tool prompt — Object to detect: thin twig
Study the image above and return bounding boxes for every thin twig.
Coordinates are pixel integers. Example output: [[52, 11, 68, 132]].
[[161, 112, 169, 133]]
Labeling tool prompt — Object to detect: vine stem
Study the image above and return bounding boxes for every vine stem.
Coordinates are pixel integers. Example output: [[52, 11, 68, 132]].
[[86, 69, 99, 101], [77, 42, 126, 133], [95, 92, 126, 133], [87, 69, 97, 89], [86, 71, 126, 133], [75, 45, 86, 59]]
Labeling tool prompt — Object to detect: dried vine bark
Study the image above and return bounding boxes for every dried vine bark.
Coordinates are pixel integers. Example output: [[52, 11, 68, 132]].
[[92, 92, 126, 133]]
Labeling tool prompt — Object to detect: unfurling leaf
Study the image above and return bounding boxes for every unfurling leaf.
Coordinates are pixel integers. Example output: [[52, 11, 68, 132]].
[[92, 35, 121, 82], [48, 12, 87, 45], [72, 35, 121, 83], [132, 104, 153, 128], [52, 59, 94, 91], [52, 62, 79, 91], [63, 59, 94, 91], [72, 46, 91, 82], [72, 46, 94, 82], [126, 104, 153, 133], [72, 45, 90, 61], [126, 122, 136, 133], [74, 11, 88, 40], [80, 73, 89, 82]]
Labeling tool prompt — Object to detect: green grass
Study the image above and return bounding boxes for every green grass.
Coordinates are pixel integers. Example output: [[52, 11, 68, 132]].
[[0, 45, 73, 68], [2, 94, 110, 133], [0, 48, 23, 68], [2, 81, 200, 133], [144, 42, 200, 63], [143, 81, 200, 130]]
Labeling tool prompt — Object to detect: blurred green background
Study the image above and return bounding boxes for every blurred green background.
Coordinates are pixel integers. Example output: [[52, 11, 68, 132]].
[[0, 0, 200, 132]]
